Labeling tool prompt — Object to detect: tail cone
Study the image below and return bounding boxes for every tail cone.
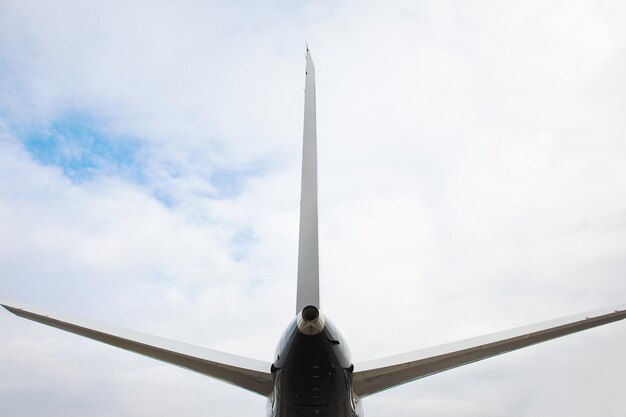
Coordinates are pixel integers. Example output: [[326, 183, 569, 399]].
[[297, 305, 325, 335]]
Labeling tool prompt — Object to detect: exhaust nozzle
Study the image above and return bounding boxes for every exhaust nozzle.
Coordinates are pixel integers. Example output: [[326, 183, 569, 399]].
[[297, 305, 325, 335]]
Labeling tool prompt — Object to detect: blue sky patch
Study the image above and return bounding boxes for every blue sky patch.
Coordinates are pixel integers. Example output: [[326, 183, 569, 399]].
[[17, 111, 268, 206], [23, 112, 143, 182]]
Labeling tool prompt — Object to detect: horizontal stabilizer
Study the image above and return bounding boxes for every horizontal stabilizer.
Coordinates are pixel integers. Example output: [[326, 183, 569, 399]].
[[353, 304, 626, 397], [1, 301, 274, 396]]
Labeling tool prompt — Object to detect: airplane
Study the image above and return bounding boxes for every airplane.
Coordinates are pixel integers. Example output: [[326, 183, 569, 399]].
[[2, 48, 626, 417]]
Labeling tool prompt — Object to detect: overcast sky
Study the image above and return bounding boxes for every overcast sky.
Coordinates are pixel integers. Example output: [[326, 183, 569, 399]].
[[1, 1, 626, 416]]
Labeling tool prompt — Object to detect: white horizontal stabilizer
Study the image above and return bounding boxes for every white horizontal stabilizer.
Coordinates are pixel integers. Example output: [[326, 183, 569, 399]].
[[353, 305, 626, 397], [1, 301, 274, 396]]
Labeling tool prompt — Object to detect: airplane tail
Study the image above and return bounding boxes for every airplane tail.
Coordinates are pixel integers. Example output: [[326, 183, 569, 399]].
[[0, 50, 324, 398], [3, 49, 626, 405], [295, 47, 320, 314]]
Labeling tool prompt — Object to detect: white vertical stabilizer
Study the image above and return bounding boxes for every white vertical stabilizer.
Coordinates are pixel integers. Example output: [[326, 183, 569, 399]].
[[296, 48, 320, 313]]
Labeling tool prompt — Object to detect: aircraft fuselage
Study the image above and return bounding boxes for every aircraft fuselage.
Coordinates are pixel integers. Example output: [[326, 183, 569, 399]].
[[269, 306, 361, 417]]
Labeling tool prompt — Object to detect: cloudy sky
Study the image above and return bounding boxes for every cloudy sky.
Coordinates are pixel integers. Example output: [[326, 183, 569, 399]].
[[1, 0, 626, 416]]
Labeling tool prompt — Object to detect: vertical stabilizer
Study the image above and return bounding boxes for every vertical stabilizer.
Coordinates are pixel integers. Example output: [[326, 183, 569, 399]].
[[296, 48, 320, 313]]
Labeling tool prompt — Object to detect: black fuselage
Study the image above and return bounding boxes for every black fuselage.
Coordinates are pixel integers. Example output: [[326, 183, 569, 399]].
[[269, 308, 361, 417]]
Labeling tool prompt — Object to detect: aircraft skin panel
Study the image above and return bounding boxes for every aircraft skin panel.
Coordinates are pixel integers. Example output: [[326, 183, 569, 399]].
[[296, 47, 320, 314], [1, 301, 274, 396], [352, 304, 626, 397], [271, 308, 357, 417]]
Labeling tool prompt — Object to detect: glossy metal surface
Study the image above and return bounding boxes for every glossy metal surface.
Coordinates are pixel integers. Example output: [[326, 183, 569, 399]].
[[271, 311, 358, 417]]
